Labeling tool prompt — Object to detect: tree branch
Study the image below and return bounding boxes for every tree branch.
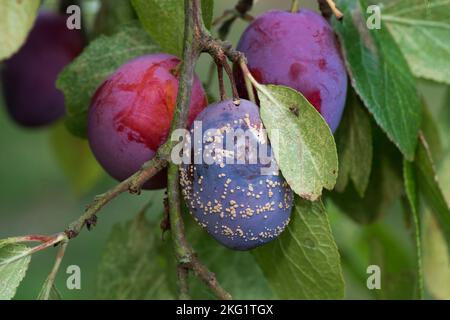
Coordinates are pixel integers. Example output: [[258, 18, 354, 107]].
[[168, 164, 232, 300], [38, 240, 68, 300], [177, 264, 190, 300], [65, 156, 167, 239], [165, 0, 232, 300]]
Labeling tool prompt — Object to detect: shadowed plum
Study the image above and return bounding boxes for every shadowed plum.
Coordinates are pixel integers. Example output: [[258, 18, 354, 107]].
[[88, 54, 207, 189], [234, 9, 348, 132], [1, 11, 84, 127], [180, 99, 293, 250]]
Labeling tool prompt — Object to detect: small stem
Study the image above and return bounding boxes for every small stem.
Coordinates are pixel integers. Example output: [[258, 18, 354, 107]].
[[222, 59, 240, 104], [207, 0, 255, 103], [160, 195, 171, 233], [216, 61, 226, 100], [168, 1, 200, 134], [241, 13, 254, 22], [290, 0, 300, 12], [239, 58, 256, 104], [213, 0, 254, 27], [212, 9, 235, 27], [412, 205, 424, 300], [317, 0, 344, 20], [129, 156, 168, 193], [0, 233, 67, 266], [190, 255, 232, 300], [235, 0, 254, 17], [0, 234, 54, 245], [65, 156, 167, 239], [39, 240, 68, 300], [167, 163, 191, 263], [177, 264, 190, 300]]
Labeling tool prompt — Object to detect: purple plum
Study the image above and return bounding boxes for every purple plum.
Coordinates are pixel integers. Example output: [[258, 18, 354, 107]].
[[1, 11, 84, 127], [180, 99, 293, 250], [234, 9, 348, 132], [88, 54, 207, 189]]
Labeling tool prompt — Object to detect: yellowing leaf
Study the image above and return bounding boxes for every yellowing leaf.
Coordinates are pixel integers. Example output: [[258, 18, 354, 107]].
[[0, 0, 39, 61]]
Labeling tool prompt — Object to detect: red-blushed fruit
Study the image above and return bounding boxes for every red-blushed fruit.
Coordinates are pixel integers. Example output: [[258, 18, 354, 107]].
[[234, 9, 348, 132], [1, 11, 84, 127], [87, 54, 207, 189]]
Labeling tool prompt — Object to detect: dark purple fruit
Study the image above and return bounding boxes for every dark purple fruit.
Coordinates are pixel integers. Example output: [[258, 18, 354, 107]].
[[180, 99, 293, 250], [1, 11, 84, 127], [234, 9, 348, 132]]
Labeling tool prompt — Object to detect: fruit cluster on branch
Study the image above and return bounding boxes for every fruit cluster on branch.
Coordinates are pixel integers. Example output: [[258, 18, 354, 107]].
[[1, 0, 347, 301]]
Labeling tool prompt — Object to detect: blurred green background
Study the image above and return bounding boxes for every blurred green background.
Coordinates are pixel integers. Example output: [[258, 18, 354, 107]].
[[0, 0, 448, 299]]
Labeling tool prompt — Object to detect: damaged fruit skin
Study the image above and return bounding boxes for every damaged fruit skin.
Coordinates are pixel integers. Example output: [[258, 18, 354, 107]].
[[87, 53, 207, 189], [234, 9, 348, 132], [180, 99, 293, 250]]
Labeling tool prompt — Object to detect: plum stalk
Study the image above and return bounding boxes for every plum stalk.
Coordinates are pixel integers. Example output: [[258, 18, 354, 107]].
[[206, 0, 254, 98]]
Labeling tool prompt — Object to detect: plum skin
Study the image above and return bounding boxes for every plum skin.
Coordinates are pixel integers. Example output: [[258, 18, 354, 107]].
[[234, 9, 348, 132], [88, 53, 207, 189], [1, 11, 84, 127], [180, 99, 293, 250]]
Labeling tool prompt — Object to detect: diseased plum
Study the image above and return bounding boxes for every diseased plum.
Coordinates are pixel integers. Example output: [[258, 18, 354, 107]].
[[88, 54, 207, 189], [180, 99, 293, 250], [1, 11, 84, 127], [234, 9, 347, 132]]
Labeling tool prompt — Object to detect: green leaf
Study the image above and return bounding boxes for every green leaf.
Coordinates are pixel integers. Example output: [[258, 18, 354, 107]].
[[421, 101, 444, 164], [94, 0, 137, 36], [335, 90, 373, 197], [253, 196, 344, 299], [201, 0, 214, 29], [131, 0, 214, 57], [422, 152, 450, 299], [0, 244, 31, 300], [184, 218, 274, 299], [56, 23, 160, 137], [362, 224, 418, 299], [414, 135, 450, 255], [0, 0, 39, 61], [96, 211, 177, 299], [50, 122, 103, 195], [328, 205, 419, 299], [383, 0, 450, 85], [403, 159, 424, 299], [37, 283, 62, 300], [440, 88, 450, 151], [330, 128, 404, 224], [333, 0, 422, 160], [436, 86, 450, 153], [413, 134, 450, 268], [423, 212, 450, 299], [258, 84, 338, 201]]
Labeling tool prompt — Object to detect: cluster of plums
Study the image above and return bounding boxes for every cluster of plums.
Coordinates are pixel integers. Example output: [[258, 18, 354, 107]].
[[2, 9, 347, 250]]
